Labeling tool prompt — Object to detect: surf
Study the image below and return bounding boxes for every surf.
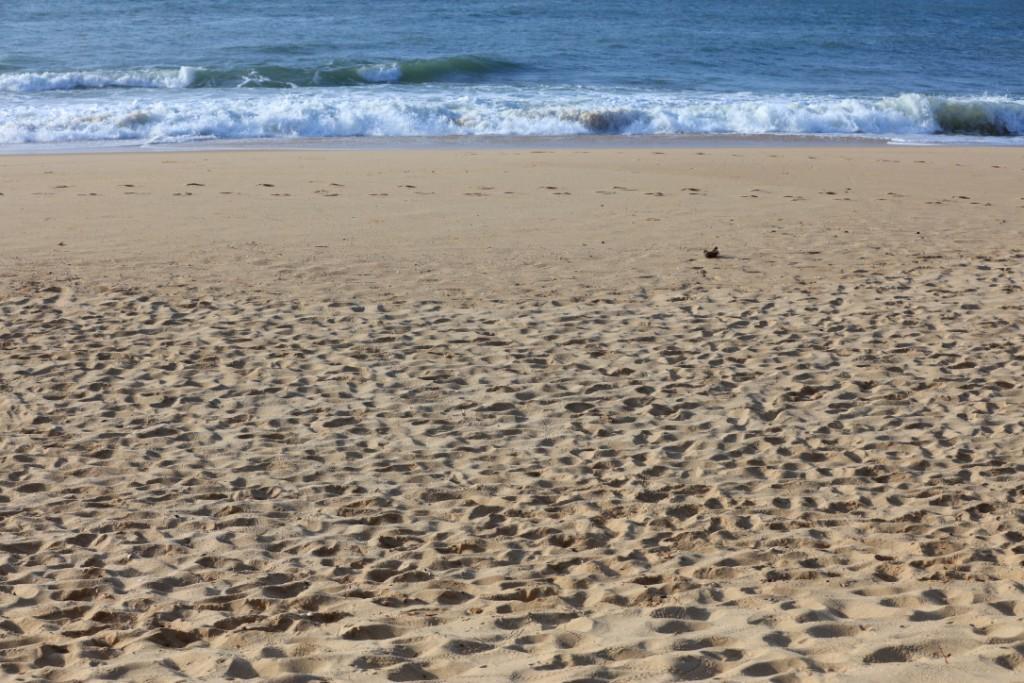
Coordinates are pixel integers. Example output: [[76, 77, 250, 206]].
[[1, 88, 1022, 145]]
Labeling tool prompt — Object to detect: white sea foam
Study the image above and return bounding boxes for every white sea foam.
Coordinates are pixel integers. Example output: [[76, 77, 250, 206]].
[[0, 88, 1021, 145], [0, 67, 196, 93], [355, 63, 403, 83]]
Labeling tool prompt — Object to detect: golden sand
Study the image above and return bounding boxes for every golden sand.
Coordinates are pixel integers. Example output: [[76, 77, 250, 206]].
[[2, 147, 1024, 681]]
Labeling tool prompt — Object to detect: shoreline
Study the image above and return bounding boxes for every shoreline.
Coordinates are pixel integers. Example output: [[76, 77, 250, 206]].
[[3, 131, 1024, 156]]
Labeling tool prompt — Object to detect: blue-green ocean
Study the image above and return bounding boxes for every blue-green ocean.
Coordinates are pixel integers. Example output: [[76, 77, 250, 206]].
[[2, 0, 1023, 147]]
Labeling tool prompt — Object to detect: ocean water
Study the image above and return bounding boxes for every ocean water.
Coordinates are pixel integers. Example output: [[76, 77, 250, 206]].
[[1, 0, 1023, 148]]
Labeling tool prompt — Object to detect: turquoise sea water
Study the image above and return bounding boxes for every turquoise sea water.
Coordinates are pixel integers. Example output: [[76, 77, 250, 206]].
[[1, 0, 1022, 146]]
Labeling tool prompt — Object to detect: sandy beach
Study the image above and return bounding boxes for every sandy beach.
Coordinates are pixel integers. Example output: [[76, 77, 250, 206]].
[[2, 145, 1024, 681]]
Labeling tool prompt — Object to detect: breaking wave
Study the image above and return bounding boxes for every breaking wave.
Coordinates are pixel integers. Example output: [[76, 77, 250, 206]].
[[1, 90, 1022, 144]]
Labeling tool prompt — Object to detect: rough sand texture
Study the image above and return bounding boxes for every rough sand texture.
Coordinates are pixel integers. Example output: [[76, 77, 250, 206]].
[[2, 147, 1024, 681]]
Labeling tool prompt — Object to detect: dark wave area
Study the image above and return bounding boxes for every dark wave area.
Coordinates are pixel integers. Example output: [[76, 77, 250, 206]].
[[931, 99, 1024, 136], [194, 55, 524, 88]]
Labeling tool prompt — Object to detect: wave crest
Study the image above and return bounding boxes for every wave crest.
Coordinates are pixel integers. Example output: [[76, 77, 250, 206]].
[[0, 57, 522, 92]]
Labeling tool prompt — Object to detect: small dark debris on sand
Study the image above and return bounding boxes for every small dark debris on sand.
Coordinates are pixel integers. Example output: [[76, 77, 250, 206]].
[[704, 246, 720, 259]]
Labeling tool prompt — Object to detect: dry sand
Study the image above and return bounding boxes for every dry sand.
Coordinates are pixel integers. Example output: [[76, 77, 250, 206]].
[[2, 146, 1024, 681]]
